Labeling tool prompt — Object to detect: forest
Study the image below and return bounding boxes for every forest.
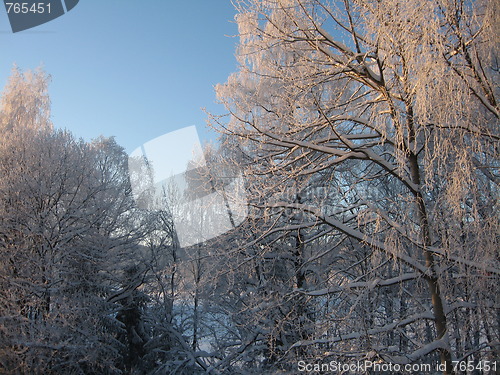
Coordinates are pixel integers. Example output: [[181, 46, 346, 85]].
[[0, 0, 498, 374]]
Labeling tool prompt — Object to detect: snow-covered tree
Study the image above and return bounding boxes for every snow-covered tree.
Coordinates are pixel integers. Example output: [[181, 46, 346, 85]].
[[0, 69, 147, 374], [211, 0, 499, 373]]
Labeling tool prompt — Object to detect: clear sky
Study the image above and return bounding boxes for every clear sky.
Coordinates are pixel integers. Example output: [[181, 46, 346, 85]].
[[0, 1, 239, 153]]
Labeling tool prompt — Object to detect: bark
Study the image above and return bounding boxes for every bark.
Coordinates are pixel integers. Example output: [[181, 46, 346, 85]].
[[409, 151, 453, 374]]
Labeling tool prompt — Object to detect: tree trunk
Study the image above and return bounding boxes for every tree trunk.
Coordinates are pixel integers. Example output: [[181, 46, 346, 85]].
[[409, 152, 453, 374]]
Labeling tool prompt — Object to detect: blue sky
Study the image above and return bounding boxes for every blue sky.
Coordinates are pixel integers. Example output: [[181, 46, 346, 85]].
[[0, 1, 239, 152]]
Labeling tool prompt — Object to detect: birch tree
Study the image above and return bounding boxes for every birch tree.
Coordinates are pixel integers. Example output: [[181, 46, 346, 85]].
[[212, 0, 499, 372]]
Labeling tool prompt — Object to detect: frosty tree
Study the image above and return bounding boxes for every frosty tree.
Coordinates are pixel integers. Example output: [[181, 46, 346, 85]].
[[0, 67, 208, 375], [211, 0, 499, 373], [0, 68, 150, 374]]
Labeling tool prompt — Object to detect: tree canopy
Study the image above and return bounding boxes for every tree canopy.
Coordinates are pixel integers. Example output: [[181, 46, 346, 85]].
[[0, 0, 498, 373]]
